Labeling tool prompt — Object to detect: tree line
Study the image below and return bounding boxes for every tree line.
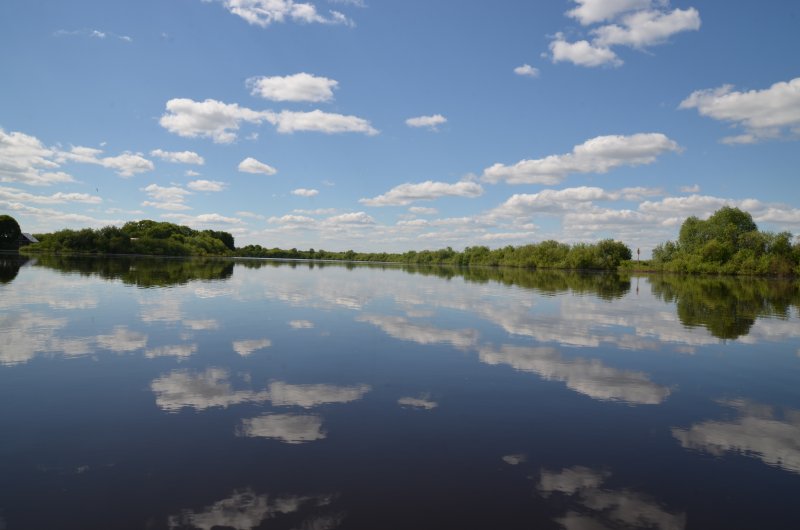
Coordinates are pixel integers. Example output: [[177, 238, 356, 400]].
[[7, 206, 800, 275]]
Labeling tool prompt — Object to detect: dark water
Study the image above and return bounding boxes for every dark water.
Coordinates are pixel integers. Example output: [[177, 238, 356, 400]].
[[1, 255, 799, 529]]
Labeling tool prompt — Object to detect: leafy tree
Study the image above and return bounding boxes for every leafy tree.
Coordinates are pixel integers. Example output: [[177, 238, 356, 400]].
[[0, 214, 22, 250]]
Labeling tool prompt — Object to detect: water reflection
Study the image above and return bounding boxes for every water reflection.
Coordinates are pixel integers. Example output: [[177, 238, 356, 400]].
[[357, 314, 479, 350], [267, 382, 371, 408], [538, 466, 686, 530], [168, 489, 339, 530], [397, 395, 438, 410], [479, 345, 670, 405], [151, 368, 270, 412], [0, 253, 28, 284], [650, 275, 800, 340], [238, 414, 326, 444], [31, 254, 234, 287], [673, 399, 800, 474], [232, 339, 272, 356]]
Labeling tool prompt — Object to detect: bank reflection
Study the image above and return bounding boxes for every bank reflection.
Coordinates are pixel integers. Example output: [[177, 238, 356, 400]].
[[0, 253, 28, 284], [673, 399, 800, 474], [538, 466, 686, 530], [168, 489, 341, 530]]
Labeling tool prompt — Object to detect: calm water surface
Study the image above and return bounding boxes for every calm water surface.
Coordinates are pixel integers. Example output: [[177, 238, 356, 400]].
[[1, 255, 799, 529]]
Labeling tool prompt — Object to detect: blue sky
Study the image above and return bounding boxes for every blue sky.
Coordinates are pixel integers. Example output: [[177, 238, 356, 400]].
[[1, 0, 799, 256]]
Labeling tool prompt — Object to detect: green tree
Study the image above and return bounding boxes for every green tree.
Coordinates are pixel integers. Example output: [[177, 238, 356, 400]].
[[0, 215, 22, 250]]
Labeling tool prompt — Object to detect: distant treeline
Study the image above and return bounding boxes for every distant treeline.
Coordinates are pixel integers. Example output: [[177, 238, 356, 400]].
[[648, 207, 800, 276], [17, 206, 800, 275], [236, 239, 632, 270]]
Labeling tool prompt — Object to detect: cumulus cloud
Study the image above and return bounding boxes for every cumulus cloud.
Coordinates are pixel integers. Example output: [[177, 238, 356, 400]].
[[214, 0, 353, 28], [292, 188, 319, 197], [592, 7, 701, 48], [405, 114, 447, 130], [149, 149, 205, 165], [566, 0, 653, 25], [0, 129, 74, 186], [549, 34, 622, 67], [360, 180, 483, 207], [53, 29, 133, 42], [160, 98, 272, 143], [513, 64, 540, 77], [145, 344, 198, 359], [551, 1, 700, 68], [238, 157, 277, 175], [187, 179, 227, 192], [268, 214, 317, 227], [324, 211, 375, 225], [409, 206, 438, 215], [0, 186, 101, 205], [247, 72, 338, 102], [680, 184, 700, 193], [482, 133, 680, 185], [265, 109, 378, 135], [162, 212, 243, 226], [59, 146, 154, 177], [679, 77, 800, 143], [141, 183, 192, 211]]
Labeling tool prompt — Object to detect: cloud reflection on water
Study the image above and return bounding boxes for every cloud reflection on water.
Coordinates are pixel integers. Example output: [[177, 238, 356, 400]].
[[479, 344, 670, 405], [538, 466, 686, 530], [673, 399, 800, 474], [238, 414, 326, 444]]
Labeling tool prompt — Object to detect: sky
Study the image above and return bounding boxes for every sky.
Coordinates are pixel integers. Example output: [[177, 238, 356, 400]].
[[1, 0, 799, 256]]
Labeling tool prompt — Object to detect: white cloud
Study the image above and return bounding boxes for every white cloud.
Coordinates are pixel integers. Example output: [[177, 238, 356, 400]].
[[238, 413, 326, 443], [409, 206, 438, 215], [187, 179, 227, 192], [160, 98, 271, 143], [513, 64, 540, 77], [266, 109, 378, 135], [0, 186, 101, 205], [566, 0, 653, 25], [0, 129, 74, 186], [216, 0, 352, 28], [268, 214, 317, 226], [491, 187, 617, 217], [289, 319, 315, 329], [405, 114, 447, 130], [679, 77, 800, 143], [592, 8, 701, 48], [482, 133, 680, 185], [149, 149, 205, 165], [60, 146, 154, 177], [549, 34, 622, 67], [324, 211, 375, 225], [679, 184, 700, 193], [185, 170, 201, 177], [291, 188, 319, 197], [163, 213, 244, 226], [552, 2, 700, 68], [247, 72, 338, 102], [53, 29, 133, 42], [238, 157, 277, 175], [360, 180, 483, 206], [141, 183, 192, 211]]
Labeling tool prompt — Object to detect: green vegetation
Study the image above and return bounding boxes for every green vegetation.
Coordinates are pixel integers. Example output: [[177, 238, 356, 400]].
[[238, 239, 631, 270], [15, 207, 800, 276], [0, 214, 22, 250], [23, 220, 235, 257], [650, 207, 800, 276]]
